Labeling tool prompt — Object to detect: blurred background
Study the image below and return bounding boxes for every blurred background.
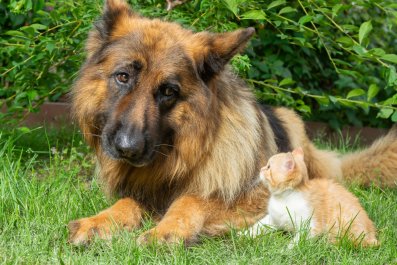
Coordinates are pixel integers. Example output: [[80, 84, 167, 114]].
[[1, 0, 396, 129]]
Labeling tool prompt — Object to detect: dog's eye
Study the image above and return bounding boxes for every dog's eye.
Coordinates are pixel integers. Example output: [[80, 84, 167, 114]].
[[115, 72, 129, 84], [160, 84, 179, 98], [164, 87, 174, 97]]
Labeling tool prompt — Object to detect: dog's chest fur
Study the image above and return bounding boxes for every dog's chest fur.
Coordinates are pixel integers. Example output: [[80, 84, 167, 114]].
[[268, 190, 313, 231]]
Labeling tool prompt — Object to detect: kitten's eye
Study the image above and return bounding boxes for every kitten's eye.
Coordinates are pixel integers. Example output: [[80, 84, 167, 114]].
[[115, 72, 130, 84], [265, 164, 270, 170]]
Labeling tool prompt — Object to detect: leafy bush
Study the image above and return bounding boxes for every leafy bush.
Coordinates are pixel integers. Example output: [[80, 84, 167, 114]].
[[0, 0, 101, 118], [1, 0, 396, 128]]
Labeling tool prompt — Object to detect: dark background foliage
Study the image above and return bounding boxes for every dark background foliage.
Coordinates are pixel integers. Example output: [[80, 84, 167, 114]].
[[1, 0, 396, 128]]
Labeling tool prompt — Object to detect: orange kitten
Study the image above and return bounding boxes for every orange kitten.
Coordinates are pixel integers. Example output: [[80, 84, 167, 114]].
[[243, 147, 379, 248]]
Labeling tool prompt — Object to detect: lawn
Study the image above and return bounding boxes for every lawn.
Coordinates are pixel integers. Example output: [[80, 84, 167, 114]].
[[0, 126, 396, 264]]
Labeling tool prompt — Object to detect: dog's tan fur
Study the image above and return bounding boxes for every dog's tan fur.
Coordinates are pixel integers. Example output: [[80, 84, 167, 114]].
[[68, 0, 397, 245]]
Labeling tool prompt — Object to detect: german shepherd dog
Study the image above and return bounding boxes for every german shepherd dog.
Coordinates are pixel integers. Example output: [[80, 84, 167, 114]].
[[68, 0, 397, 245]]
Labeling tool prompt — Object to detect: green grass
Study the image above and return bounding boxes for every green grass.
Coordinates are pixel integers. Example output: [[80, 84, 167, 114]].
[[0, 127, 396, 264]]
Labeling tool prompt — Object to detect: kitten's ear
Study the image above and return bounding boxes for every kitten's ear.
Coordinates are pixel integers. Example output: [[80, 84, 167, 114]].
[[283, 154, 296, 173], [292, 147, 304, 160]]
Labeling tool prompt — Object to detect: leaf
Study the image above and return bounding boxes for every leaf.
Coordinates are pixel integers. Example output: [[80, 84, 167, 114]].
[[352, 45, 367, 56], [383, 96, 397, 106], [367, 84, 379, 101], [387, 66, 397, 86], [267, 0, 286, 10], [381, 54, 397, 64], [293, 37, 306, 46], [274, 20, 282, 27], [36, 10, 51, 17], [392, 111, 397, 122], [358, 20, 372, 45], [339, 100, 356, 108], [277, 33, 288, 39], [26, 0, 32, 11], [30, 23, 48, 31], [377, 108, 394, 119], [333, 59, 352, 67], [315, 96, 329, 105], [279, 78, 295, 86], [5, 30, 25, 37], [240, 10, 266, 20], [346, 88, 365, 99], [27, 90, 38, 100], [296, 104, 311, 113], [336, 36, 354, 47], [339, 69, 360, 78], [279, 7, 296, 15], [332, 4, 343, 18], [17, 127, 32, 134], [264, 79, 278, 84], [341, 24, 359, 33], [46, 42, 56, 53], [368, 48, 386, 57], [359, 102, 370, 114], [329, 95, 338, 104], [298, 15, 312, 25], [222, 0, 241, 16], [20, 26, 35, 37]]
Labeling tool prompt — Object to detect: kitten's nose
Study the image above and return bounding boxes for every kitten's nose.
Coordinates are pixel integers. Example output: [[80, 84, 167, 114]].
[[259, 167, 266, 180]]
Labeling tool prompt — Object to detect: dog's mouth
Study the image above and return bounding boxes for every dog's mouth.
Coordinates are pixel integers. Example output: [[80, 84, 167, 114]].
[[122, 159, 150, 168], [120, 150, 156, 167]]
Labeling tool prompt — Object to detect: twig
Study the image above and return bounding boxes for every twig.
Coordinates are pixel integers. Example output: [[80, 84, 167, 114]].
[[248, 79, 397, 111], [297, 0, 339, 73], [309, 0, 390, 68]]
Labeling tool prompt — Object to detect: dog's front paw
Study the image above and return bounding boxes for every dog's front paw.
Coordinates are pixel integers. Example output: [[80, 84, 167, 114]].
[[68, 217, 112, 245], [137, 225, 198, 246], [137, 228, 183, 245]]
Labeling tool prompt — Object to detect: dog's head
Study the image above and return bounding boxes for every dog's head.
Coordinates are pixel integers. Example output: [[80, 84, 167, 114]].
[[72, 0, 254, 167]]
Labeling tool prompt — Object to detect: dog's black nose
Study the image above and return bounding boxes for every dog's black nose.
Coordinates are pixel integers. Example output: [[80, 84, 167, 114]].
[[114, 130, 145, 159]]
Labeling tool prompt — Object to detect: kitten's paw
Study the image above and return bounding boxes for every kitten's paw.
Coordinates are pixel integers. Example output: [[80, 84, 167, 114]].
[[287, 233, 303, 249], [287, 241, 297, 249], [237, 226, 262, 238]]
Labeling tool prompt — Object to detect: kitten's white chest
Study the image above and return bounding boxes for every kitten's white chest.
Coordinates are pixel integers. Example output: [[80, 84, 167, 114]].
[[268, 190, 313, 231]]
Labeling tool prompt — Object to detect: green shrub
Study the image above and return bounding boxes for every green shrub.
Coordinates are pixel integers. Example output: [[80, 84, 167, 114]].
[[1, 0, 396, 128], [0, 0, 101, 118]]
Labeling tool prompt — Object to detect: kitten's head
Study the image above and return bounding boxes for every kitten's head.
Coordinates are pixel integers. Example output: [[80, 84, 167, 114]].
[[260, 147, 308, 193]]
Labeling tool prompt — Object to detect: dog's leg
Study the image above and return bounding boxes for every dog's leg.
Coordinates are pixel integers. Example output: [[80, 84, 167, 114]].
[[201, 184, 269, 237], [137, 195, 206, 245], [68, 197, 143, 245], [137, 185, 269, 245]]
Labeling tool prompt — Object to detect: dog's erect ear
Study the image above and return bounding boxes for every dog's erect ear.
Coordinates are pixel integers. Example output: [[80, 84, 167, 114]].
[[105, 0, 130, 11], [190, 27, 255, 82], [86, 0, 136, 59], [100, 0, 135, 38]]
